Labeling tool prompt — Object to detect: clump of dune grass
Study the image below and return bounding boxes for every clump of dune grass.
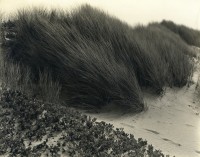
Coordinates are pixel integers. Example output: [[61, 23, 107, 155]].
[[161, 20, 200, 47], [0, 47, 61, 103], [133, 23, 194, 88], [0, 4, 194, 111]]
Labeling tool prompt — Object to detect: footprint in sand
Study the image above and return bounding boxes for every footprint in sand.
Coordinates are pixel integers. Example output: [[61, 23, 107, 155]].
[[162, 138, 181, 146], [195, 150, 200, 154], [185, 124, 195, 127], [144, 129, 160, 135]]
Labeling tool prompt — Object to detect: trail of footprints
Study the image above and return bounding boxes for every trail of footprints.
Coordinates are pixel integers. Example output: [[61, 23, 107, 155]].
[[120, 122, 200, 155], [120, 123, 182, 146]]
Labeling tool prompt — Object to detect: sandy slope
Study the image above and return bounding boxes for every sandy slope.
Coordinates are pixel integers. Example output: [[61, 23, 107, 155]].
[[87, 50, 200, 157]]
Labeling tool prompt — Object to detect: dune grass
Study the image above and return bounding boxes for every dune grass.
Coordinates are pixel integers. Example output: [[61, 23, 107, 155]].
[[0, 5, 194, 111], [0, 33, 61, 104], [161, 20, 200, 47], [0, 57, 61, 103], [132, 23, 194, 89]]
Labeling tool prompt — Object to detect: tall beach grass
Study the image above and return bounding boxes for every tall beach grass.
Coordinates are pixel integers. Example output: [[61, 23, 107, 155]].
[[161, 20, 200, 47], [0, 5, 194, 111]]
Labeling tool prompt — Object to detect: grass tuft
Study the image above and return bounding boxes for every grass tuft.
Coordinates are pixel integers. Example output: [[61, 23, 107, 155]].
[[161, 20, 200, 47]]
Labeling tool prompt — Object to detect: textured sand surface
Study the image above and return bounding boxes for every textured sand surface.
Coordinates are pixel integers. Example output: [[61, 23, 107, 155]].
[[88, 86, 200, 157]]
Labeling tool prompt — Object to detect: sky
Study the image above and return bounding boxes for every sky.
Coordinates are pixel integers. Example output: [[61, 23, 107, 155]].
[[0, 0, 200, 30]]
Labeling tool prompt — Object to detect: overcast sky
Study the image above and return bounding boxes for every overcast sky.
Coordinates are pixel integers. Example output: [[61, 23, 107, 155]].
[[1, 0, 200, 30]]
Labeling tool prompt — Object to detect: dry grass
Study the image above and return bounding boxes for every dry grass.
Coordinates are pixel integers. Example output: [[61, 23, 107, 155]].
[[0, 52, 61, 103]]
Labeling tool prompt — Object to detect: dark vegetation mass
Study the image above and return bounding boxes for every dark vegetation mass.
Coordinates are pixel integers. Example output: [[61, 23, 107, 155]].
[[161, 20, 200, 47], [0, 89, 164, 156], [0, 5, 194, 111]]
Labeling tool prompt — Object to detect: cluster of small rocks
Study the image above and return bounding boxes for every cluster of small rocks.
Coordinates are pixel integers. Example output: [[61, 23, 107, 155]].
[[0, 89, 165, 157]]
